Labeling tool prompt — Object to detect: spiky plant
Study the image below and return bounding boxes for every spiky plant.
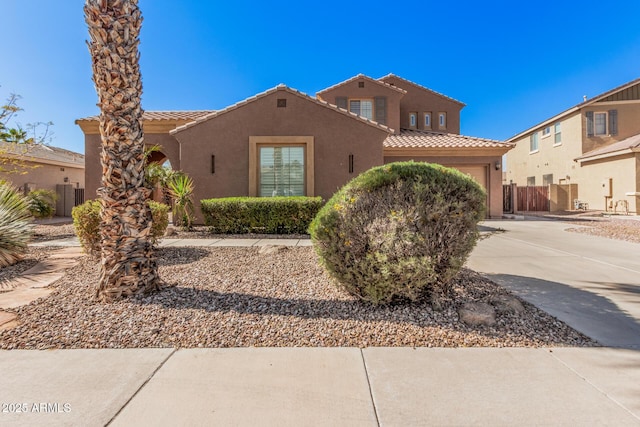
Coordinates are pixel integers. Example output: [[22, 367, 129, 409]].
[[85, 0, 160, 301], [0, 182, 33, 268], [167, 173, 195, 231]]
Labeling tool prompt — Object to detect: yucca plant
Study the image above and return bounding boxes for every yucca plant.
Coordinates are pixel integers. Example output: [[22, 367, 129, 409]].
[[167, 172, 195, 231], [0, 182, 33, 267]]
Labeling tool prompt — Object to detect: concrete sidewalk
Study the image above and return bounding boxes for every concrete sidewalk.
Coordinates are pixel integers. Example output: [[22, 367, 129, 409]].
[[0, 347, 639, 426]]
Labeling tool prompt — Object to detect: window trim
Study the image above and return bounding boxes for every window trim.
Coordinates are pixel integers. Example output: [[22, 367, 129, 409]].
[[529, 132, 539, 153], [409, 112, 417, 129], [542, 126, 551, 138], [438, 112, 446, 129], [249, 136, 314, 197], [553, 122, 562, 146], [348, 98, 374, 120], [423, 112, 431, 129], [594, 111, 608, 136]]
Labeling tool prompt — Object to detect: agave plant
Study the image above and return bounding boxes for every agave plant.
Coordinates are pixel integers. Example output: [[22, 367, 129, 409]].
[[167, 172, 195, 231], [0, 182, 33, 267]]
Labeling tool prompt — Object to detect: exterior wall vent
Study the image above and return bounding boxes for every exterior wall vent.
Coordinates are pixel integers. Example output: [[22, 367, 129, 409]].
[[277, 99, 287, 108], [358, 81, 365, 88]]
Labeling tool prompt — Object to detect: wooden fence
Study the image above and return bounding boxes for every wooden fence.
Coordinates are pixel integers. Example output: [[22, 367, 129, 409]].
[[516, 186, 550, 212]]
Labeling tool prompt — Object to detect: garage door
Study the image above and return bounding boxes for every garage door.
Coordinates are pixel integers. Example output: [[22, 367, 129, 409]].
[[447, 165, 488, 190]]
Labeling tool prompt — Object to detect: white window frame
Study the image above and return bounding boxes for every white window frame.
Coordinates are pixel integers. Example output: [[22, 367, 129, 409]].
[[529, 132, 539, 153], [594, 112, 607, 136], [542, 126, 551, 138], [438, 112, 446, 129], [553, 122, 562, 146], [423, 112, 431, 129]]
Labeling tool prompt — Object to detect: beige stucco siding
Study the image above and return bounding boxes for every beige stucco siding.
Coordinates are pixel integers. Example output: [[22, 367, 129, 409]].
[[506, 112, 582, 186], [582, 101, 640, 153], [577, 154, 638, 212], [0, 161, 84, 193]]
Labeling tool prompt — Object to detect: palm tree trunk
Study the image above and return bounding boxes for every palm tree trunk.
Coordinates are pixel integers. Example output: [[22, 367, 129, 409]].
[[85, 0, 160, 301]]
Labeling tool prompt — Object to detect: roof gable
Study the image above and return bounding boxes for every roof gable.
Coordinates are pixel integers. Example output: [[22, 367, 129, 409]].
[[316, 74, 407, 99], [378, 74, 465, 107], [171, 85, 394, 135], [507, 77, 640, 142]]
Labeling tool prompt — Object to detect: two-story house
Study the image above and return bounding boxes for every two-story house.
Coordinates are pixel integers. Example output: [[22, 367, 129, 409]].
[[506, 78, 640, 213], [77, 73, 514, 222]]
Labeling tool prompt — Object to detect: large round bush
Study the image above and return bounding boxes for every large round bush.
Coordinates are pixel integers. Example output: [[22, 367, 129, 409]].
[[309, 161, 486, 305]]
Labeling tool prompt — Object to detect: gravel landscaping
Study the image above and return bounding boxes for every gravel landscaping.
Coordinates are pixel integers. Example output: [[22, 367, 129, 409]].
[[0, 246, 595, 349], [0, 247, 56, 293], [565, 217, 640, 244]]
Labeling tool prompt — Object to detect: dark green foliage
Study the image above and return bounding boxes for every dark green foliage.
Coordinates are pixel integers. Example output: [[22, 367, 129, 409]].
[[73, 200, 169, 257], [201, 196, 324, 234], [25, 189, 57, 218], [0, 182, 33, 267], [309, 161, 486, 305]]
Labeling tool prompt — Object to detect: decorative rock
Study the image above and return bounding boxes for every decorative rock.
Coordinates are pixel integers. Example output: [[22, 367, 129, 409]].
[[490, 294, 525, 314], [258, 245, 289, 255], [458, 302, 496, 326], [164, 225, 178, 237]]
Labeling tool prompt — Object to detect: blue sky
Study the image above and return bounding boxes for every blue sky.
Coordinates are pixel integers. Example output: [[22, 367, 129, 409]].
[[3, 0, 640, 154]]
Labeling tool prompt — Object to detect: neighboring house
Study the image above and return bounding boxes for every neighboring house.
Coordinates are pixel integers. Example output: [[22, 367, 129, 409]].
[[506, 78, 640, 213], [0, 142, 85, 216], [76, 74, 513, 221]]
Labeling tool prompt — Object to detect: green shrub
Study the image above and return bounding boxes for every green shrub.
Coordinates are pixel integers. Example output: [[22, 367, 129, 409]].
[[0, 182, 33, 267], [72, 200, 169, 256], [309, 161, 486, 305], [26, 189, 58, 218], [72, 199, 101, 257], [148, 200, 170, 243], [201, 196, 324, 234]]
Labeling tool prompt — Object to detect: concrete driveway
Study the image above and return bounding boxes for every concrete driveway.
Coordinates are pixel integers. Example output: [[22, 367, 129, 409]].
[[467, 219, 640, 348]]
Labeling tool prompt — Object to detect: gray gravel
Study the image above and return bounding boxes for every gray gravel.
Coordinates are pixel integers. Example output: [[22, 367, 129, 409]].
[[0, 246, 595, 349]]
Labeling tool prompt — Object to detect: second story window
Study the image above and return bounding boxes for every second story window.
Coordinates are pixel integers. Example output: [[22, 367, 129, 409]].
[[409, 112, 417, 128], [554, 123, 562, 145], [424, 112, 431, 129], [439, 112, 446, 129], [542, 126, 551, 137], [530, 132, 539, 153], [349, 99, 373, 120], [586, 110, 618, 137], [594, 112, 607, 135]]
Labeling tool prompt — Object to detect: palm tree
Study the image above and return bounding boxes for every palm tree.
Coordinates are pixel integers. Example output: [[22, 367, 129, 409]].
[[85, 0, 159, 301]]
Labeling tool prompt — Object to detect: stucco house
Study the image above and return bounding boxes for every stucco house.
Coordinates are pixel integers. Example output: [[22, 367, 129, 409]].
[[77, 74, 513, 221], [505, 78, 640, 213], [0, 142, 85, 215]]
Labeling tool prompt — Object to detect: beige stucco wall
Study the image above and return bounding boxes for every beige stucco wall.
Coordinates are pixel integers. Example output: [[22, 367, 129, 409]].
[[582, 101, 640, 153], [174, 89, 388, 223], [506, 112, 583, 187], [383, 155, 504, 218], [0, 160, 84, 193], [577, 154, 638, 212]]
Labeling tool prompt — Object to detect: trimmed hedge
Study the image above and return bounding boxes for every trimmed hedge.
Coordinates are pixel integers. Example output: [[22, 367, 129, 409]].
[[309, 161, 486, 305], [201, 196, 324, 234], [72, 199, 170, 257]]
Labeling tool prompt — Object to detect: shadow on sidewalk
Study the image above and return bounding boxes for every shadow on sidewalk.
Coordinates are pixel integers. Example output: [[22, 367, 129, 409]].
[[485, 273, 640, 348]]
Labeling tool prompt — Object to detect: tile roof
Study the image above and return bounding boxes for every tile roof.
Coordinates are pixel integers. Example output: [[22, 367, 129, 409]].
[[0, 142, 84, 167], [378, 74, 466, 106], [316, 73, 407, 97], [171, 85, 394, 135], [76, 110, 215, 122], [575, 133, 640, 161], [384, 129, 514, 150]]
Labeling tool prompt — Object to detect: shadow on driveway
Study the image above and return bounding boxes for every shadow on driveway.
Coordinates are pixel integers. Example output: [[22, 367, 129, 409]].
[[486, 273, 640, 349]]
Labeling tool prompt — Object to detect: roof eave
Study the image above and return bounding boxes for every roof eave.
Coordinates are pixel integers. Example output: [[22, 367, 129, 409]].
[[575, 147, 639, 163]]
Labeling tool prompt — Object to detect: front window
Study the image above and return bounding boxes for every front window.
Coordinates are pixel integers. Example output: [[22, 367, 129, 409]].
[[259, 146, 305, 197], [530, 132, 539, 152], [554, 123, 562, 145], [542, 126, 551, 137], [424, 112, 431, 128], [595, 112, 607, 135], [409, 112, 417, 128], [349, 99, 373, 120]]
